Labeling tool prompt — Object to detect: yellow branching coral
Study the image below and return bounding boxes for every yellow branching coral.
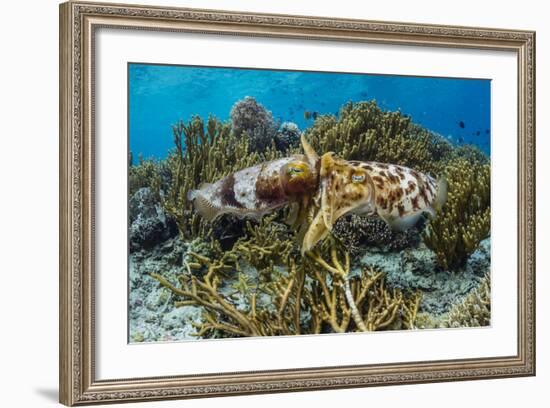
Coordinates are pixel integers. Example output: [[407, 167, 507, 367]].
[[445, 273, 491, 328], [152, 255, 305, 337], [162, 115, 293, 239], [305, 240, 422, 333], [232, 214, 297, 273], [423, 158, 490, 270], [129, 155, 163, 197], [304, 101, 437, 173], [151, 238, 421, 337]]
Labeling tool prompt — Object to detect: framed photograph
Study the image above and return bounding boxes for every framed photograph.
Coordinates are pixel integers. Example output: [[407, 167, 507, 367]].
[[59, 1, 535, 405]]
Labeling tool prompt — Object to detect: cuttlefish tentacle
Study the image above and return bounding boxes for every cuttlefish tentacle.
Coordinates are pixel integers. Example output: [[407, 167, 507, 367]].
[[302, 152, 377, 253]]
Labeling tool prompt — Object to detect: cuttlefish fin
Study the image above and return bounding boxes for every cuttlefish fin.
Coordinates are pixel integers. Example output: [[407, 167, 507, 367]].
[[301, 134, 319, 168], [380, 211, 424, 232], [191, 193, 222, 221], [301, 209, 330, 254], [433, 176, 448, 213]]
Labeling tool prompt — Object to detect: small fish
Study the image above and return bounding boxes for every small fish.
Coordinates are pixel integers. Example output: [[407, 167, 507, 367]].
[[304, 111, 312, 120], [476, 130, 481, 136], [188, 155, 318, 222], [302, 143, 447, 253], [312, 111, 319, 119], [485, 129, 490, 134], [458, 121, 465, 128], [458, 136, 464, 144]]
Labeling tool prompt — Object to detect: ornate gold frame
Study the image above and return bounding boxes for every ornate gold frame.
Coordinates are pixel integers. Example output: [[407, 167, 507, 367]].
[[59, 1, 536, 405]]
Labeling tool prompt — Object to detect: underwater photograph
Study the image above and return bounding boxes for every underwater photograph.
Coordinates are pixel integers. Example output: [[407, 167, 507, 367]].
[[128, 63, 491, 343]]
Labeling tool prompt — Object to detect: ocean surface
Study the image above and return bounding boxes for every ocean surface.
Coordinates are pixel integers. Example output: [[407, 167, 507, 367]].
[[128, 63, 491, 159]]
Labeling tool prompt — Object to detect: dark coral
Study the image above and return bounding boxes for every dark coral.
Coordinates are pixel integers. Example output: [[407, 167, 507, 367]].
[[332, 214, 422, 256], [230, 96, 279, 152], [129, 187, 177, 250], [274, 121, 301, 151]]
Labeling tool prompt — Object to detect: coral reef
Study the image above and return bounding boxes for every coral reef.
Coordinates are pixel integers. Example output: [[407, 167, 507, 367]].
[[230, 96, 279, 152], [360, 237, 490, 315], [129, 155, 164, 197], [129, 187, 177, 250], [445, 273, 491, 328], [332, 214, 422, 256], [422, 158, 491, 270], [304, 101, 439, 173], [129, 98, 492, 341], [129, 236, 204, 342], [161, 115, 288, 240], [275, 121, 301, 151], [151, 236, 422, 337]]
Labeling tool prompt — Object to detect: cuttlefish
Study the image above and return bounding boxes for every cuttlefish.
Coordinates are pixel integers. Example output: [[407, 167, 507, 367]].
[[188, 136, 447, 254], [301, 140, 447, 253], [187, 154, 318, 222]]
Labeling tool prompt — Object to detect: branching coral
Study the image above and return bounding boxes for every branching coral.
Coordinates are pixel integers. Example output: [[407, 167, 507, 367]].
[[422, 158, 490, 270], [445, 273, 491, 328], [152, 255, 305, 337], [306, 242, 421, 332], [151, 237, 421, 337], [304, 101, 438, 173], [129, 155, 164, 198], [232, 214, 297, 274], [161, 115, 288, 240]]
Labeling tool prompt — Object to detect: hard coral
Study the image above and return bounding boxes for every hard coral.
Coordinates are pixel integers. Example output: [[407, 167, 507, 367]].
[[230, 96, 279, 152], [304, 101, 437, 173], [151, 238, 421, 338], [129, 155, 165, 197], [274, 121, 301, 151], [129, 187, 177, 250], [445, 273, 491, 327], [332, 214, 421, 255], [422, 158, 491, 270], [161, 115, 286, 240]]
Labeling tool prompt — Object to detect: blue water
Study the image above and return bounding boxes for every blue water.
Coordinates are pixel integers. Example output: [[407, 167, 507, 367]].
[[129, 63, 491, 159]]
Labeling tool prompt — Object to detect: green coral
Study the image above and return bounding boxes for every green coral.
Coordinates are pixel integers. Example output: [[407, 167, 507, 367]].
[[422, 158, 490, 270], [305, 101, 439, 173]]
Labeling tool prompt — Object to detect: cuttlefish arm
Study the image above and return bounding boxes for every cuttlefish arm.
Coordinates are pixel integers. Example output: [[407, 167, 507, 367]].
[[302, 153, 376, 254]]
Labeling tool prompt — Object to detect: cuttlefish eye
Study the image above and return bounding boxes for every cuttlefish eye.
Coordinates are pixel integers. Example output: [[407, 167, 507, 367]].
[[351, 173, 366, 183], [282, 161, 316, 195], [286, 162, 308, 177]]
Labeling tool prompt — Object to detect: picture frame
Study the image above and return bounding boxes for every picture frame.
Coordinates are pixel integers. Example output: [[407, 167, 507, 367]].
[[59, 1, 536, 405]]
